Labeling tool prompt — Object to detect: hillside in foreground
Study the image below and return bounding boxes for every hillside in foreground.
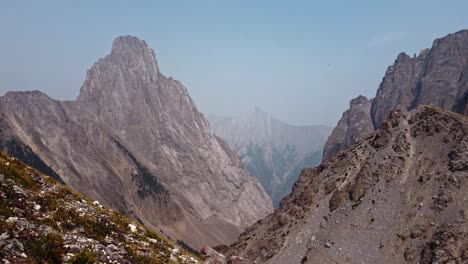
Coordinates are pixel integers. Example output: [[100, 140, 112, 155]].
[[0, 152, 199, 264], [227, 106, 467, 263]]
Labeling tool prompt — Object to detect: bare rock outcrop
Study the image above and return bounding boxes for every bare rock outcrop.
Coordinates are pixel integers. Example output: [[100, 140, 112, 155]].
[[322, 95, 373, 161]]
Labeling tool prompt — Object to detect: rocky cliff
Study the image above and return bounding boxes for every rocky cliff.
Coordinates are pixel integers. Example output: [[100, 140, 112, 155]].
[[227, 106, 468, 263], [208, 109, 331, 207], [322, 96, 373, 161], [0, 36, 273, 249], [323, 30, 468, 160]]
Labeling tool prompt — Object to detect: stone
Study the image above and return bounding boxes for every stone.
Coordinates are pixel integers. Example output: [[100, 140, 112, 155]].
[[13, 186, 26, 195], [5, 217, 18, 223], [200, 246, 226, 264], [0, 233, 9, 241], [128, 224, 137, 233], [227, 256, 244, 264]]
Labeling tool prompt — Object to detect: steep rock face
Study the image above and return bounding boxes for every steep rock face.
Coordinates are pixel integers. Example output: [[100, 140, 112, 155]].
[[324, 30, 468, 160], [227, 106, 468, 263], [208, 108, 331, 207], [0, 36, 273, 249], [322, 96, 373, 160]]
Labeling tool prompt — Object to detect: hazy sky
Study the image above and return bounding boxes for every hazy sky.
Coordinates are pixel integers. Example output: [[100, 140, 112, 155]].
[[1, 1, 467, 126]]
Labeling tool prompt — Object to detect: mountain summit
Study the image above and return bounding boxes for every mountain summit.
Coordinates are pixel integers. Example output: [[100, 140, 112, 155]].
[[323, 30, 468, 160], [0, 36, 273, 249]]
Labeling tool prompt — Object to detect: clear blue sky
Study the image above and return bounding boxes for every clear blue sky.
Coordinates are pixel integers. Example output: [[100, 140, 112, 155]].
[[1, 1, 467, 126]]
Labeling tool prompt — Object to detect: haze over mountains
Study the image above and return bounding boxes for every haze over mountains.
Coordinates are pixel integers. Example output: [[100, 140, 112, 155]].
[[0, 10, 467, 263], [208, 109, 331, 206], [0, 36, 273, 250]]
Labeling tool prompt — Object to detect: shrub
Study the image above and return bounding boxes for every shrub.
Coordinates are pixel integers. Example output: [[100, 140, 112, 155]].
[[69, 249, 96, 264], [27, 233, 64, 263]]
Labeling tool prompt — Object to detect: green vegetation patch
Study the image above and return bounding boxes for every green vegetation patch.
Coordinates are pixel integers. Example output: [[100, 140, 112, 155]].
[[26, 233, 64, 263], [69, 249, 96, 264]]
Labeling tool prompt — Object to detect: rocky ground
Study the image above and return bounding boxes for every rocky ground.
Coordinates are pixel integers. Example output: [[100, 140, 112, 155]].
[[227, 106, 468, 263], [0, 152, 199, 263]]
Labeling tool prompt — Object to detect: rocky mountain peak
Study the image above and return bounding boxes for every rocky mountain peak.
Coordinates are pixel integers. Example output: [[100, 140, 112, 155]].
[[324, 30, 468, 160], [349, 95, 370, 107], [77, 35, 160, 104], [433, 29, 468, 47], [396, 52, 410, 61], [112, 35, 149, 52], [322, 95, 373, 160], [110, 35, 159, 67], [0, 36, 273, 250]]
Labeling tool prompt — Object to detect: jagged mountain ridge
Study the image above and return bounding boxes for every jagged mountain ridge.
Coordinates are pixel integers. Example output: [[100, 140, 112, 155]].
[[208, 108, 331, 207], [323, 30, 468, 160], [227, 106, 468, 263], [0, 36, 273, 249]]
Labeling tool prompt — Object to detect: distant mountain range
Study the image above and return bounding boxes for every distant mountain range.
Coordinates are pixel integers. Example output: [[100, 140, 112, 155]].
[[208, 109, 332, 207]]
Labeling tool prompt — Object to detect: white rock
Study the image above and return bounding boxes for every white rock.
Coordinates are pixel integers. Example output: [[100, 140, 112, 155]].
[[0, 232, 9, 240], [170, 254, 178, 262], [34, 204, 41, 211], [128, 224, 137, 233], [172, 247, 179, 254], [6, 217, 18, 223]]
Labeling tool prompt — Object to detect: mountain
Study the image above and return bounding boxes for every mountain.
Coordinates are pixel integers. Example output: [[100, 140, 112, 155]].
[[323, 30, 468, 160], [322, 96, 373, 162], [226, 106, 468, 263], [0, 151, 199, 263], [0, 36, 273, 249], [208, 108, 331, 207]]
